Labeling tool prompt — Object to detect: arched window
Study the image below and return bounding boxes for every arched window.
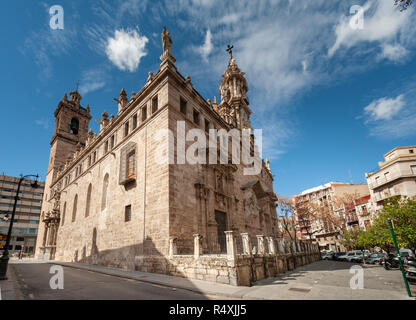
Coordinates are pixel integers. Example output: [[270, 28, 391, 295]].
[[70, 118, 79, 135], [61, 202, 66, 226], [101, 174, 109, 211], [85, 184, 92, 217], [72, 195, 78, 222]]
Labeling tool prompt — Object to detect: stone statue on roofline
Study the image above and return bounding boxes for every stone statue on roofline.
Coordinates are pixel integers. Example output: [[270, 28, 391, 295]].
[[162, 27, 173, 56]]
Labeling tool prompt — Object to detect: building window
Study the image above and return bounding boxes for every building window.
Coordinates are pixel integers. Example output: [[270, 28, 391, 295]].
[[127, 151, 136, 179], [101, 174, 109, 211], [88, 155, 91, 167], [125, 205, 132, 222], [205, 119, 210, 133], [410, 149, 414, 154], [152, 95, 158, 113], [411, 165, 416, 175], [104, 141, 109, 153], [93, 151, 96, 163], [85, 184, 92, 218], [142, 106, 147, 121], [180, 98, 187, 115], [193, 109, 200, 125], [132, 114, 138, 129], [111, 135, 115, 149], [124, 122, 129, 138], [72, 194, 78, 222], [61, 202, 66, 226]]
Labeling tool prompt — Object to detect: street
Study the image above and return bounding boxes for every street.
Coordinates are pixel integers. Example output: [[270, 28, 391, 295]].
[[8, 263, 220, 300], [3, 259, 415, 300]]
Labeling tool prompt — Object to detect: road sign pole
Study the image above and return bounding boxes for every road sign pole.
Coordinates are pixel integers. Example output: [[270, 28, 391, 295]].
[[387, 220, 412, 298]]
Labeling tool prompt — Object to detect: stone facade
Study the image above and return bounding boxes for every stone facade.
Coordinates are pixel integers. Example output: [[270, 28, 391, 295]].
[[35, 29, 318, 285]]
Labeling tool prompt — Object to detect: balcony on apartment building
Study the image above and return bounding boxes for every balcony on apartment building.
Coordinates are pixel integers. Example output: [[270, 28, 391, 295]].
[[368, 168, 416, 190], [373, 189, 401, 202]]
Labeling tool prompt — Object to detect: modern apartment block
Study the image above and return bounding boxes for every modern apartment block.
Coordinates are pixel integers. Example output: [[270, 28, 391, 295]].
[[0, 174, 45, 256], [293, 182, 369, 252], [366, 146, 416, 212]]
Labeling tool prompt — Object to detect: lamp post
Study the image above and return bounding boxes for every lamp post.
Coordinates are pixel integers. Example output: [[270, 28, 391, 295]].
[[0, 174, 39, 280]]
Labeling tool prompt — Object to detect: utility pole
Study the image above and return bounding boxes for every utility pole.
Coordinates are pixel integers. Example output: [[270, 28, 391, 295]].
[[388, 220, 412, 297]]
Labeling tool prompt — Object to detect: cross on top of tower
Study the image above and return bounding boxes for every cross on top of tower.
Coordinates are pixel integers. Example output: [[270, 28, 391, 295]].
[[226, 45, 234, 60]]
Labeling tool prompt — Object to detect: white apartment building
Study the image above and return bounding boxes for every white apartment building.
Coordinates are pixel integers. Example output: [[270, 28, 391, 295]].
[[366, 146, 416, 212]]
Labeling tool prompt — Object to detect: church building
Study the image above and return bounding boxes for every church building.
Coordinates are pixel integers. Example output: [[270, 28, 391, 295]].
[[35, 29, 316, 286]]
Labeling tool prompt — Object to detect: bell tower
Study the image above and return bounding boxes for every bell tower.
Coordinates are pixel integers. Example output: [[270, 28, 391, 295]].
[[48, 90, 92, 172], [217, 46, 252, 130]]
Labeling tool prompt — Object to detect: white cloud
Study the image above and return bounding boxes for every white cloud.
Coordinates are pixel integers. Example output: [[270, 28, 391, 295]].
[[364, 95, 405, 121], [105, 29, 149, 72], [378, 43, 408, 62], [197, 29, 213, 62], [362, 90, 416, 138], [328, 0, 413, 60], [35, 119, 52, 130]]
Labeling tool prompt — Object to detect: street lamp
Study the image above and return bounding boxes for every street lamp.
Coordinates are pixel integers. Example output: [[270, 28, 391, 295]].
[[0, 174, 39, 280]]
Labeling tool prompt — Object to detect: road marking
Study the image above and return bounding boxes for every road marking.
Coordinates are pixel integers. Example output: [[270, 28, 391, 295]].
[[151, 284, 168, 289]]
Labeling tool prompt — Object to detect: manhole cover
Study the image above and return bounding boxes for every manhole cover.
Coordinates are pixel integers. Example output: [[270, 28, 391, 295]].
[[289, 287, 311, 293]]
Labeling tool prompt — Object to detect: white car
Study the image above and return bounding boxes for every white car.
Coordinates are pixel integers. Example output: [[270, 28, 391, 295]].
[[338, 251, 363, 262]]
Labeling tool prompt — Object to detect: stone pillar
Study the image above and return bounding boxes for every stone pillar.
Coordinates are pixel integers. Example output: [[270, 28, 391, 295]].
[[169, 237, 177, 258], [277, 238, 285, 253], [296, 241, 301, 252], [241, 233, 252, 256], [193, 234, 203, 259], [256, 235, 265, 255], [267, 237, 276, 254], [225, 231, 236, 262]]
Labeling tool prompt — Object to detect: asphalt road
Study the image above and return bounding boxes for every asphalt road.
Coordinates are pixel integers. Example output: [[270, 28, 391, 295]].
[[10, 263, 219, 300]]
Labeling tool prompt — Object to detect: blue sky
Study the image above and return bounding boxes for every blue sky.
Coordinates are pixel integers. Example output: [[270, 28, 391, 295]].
[[0, 0, 415, 197]]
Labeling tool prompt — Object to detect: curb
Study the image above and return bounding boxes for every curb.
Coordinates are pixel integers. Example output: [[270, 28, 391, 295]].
[[48, 261, 249, 300]]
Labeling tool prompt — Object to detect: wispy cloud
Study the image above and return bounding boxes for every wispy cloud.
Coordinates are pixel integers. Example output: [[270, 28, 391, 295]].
[[361, 89, 416, 139], [79, 68, 107, 95], [196, 29, 213, 62], [35, 118, 52, 130], [328, 0, 414, 61], [105, 28, 149, 72]]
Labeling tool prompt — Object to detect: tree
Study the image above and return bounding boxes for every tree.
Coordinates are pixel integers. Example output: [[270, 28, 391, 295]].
[[340, 227, 364, 249], [276, 196, 296, 240], [358, 196, 416, 253], [293, 192, 359, 248], [395, 0, 412, 11]]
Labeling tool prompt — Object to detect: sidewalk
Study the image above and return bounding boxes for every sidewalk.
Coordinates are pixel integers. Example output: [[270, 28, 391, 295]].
[[47, 260, 414, 300], [0, 264, 24, 300]]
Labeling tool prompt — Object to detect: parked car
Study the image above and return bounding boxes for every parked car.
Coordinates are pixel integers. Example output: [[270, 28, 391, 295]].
[[399, 249, 415, 259], [322, 252, 334, 260], [333, 252, 346, 261], [365, 253, 387, 264], [404, 257, 416, 283], [350, 251, 371, 263], [338, 251, 362, 262]]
